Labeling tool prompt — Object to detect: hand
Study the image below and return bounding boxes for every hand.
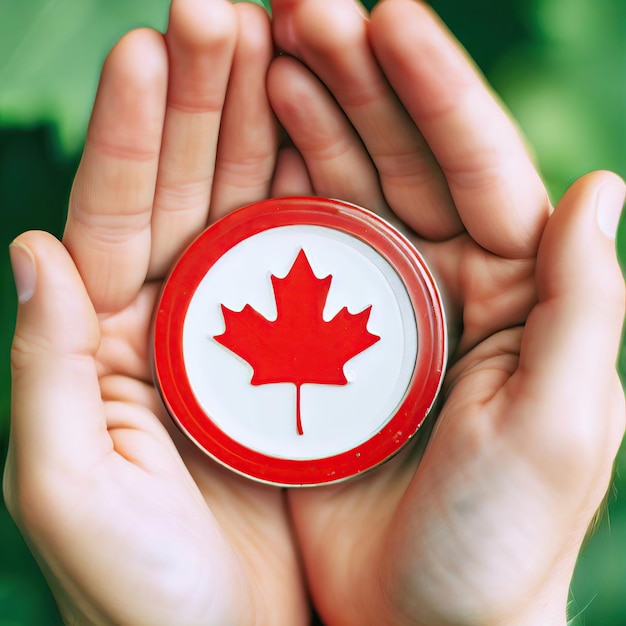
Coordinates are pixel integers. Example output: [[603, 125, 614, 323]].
[[3, 1, 308, 624], [268, 0, 626, 624]]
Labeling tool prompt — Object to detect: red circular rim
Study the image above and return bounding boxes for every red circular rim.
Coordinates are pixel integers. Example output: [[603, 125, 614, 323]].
[[153, 197, 447, 486]]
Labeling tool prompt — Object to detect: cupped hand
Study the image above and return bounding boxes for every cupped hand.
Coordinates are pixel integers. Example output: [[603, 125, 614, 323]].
[[3, 1, 308, 624], [268, 0, 626, 624]]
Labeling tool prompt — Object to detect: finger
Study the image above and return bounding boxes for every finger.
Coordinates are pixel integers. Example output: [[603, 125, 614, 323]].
[[505, 172, 625, 488], [64, 29, 167, 313], [369, 0, 550, 257], [267, 56, 389, 215], [209, 2, 278, 224], [8, 232, 110, 474], [270, 146, 313, 197], [272, 0, 461, 239], [149, 0, 237, 277]]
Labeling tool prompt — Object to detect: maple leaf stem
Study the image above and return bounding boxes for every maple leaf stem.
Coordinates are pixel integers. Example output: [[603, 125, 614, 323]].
[[296, 384, 304, 436]]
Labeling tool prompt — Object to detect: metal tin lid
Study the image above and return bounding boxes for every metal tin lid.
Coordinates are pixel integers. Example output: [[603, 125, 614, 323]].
[[153, 197, 447, 486]]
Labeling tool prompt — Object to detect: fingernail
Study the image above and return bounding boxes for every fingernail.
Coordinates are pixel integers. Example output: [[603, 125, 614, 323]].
[[9, 242, 37, 303], [597, 180, 626, 239]]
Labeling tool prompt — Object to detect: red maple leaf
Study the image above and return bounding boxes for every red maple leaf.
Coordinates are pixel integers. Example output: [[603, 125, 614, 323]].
[[214, 249, 380, 435]]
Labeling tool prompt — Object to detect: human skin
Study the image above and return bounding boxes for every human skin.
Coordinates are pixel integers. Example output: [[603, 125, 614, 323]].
[[4, 2, 307, 625], [4, 0, 626, 625], [268, 1, 626, 624]]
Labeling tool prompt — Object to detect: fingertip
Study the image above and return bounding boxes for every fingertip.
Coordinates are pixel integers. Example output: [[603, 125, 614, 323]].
[[555, 169, 625, 241], [103, 28, 168, 101], [11, 231, 100, 359], [273, 0, 365, 57], [296, 0, 366, 46], [267, 55, 325, 134], [234, 0, 273, 64], [11, 229, 64, 274], [595, 172, 626, 241], [370, 0, 441, 50], [266, 54, 350, 158], [9, 239, 36, 304], [167, 0, 237, 55], [537, 170, 626, 319]]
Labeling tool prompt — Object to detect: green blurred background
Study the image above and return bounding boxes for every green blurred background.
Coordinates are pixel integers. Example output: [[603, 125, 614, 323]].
[[0, 0, 624, 624]]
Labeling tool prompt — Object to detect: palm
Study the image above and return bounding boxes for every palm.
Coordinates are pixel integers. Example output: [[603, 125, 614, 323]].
[[58, 279, 299, 625], [287, 234, 554, 625]]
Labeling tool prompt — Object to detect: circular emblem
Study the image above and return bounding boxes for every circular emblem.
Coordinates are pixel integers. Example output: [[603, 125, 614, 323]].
[[153, 197, 446, 486]]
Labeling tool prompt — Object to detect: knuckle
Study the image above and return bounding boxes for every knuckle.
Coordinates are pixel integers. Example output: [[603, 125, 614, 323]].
[[214, 153, 275, 189], [67, 200, 151, 246], [153, 179, 212, 217]]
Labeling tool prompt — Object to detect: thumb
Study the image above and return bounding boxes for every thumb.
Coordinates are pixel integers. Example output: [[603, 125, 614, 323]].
[[7, 231, 110, 474], [507, 171, 625, 491]]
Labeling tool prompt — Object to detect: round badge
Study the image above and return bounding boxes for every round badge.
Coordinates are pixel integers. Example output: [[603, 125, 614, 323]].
[[153, 197, 446, 486]]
